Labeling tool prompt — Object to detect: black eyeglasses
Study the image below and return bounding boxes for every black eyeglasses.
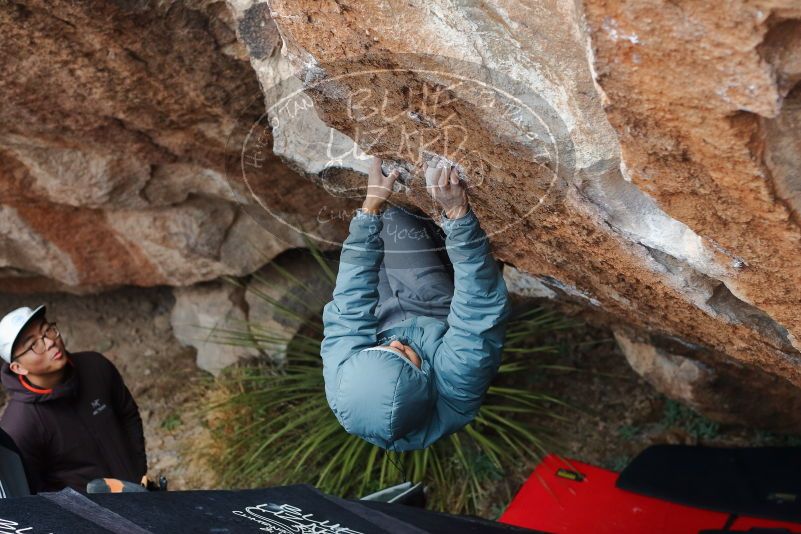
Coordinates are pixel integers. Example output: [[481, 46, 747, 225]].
[[13, 323, 60, 361]]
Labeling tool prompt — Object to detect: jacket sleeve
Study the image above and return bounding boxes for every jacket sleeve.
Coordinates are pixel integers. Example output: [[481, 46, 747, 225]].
[[107, 359, 148, 478], [428, 206, 511, 439], [321, 208, 384, 415], [0, 410, 46, 494]]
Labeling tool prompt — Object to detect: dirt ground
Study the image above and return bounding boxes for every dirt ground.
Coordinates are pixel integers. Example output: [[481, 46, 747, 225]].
[[0, 287, 795, 505]]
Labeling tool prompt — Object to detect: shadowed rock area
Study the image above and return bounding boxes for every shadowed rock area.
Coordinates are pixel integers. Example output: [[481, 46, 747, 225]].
[[0, 0, 351, 292]]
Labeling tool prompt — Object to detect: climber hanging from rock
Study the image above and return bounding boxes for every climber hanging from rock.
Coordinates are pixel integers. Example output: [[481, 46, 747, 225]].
[[320, 155, 512, 451]]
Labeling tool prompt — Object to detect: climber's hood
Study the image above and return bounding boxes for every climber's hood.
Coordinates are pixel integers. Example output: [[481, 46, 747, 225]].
[[333, 346, 434, 448]]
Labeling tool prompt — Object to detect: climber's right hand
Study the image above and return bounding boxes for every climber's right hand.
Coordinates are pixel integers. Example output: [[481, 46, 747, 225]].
[[425, 160, 469, 219]]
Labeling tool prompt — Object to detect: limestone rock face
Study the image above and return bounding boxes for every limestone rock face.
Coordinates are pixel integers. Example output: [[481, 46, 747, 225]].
[[3, 0, 801, 428], [240, 0, 801, 423], [615, 331, 715, 407], [171, 281, 260, 376], [508, 265, 801, 432], [0, 0, 351, 293], [614, 329, 801, 434], [244, 251, 333, 361], [171, 250, 333, 374]]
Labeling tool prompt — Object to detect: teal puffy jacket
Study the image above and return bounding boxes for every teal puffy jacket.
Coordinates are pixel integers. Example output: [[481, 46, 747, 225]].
[[321, 206, 511, 451]]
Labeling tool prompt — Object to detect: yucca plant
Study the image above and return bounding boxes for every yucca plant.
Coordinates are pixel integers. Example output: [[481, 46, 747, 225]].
[[206, 239, 578, 515]]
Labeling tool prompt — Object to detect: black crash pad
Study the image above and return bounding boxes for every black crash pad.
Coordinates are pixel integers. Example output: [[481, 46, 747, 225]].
[[0, 484, 541, 533], [617, 445, 801, 523]]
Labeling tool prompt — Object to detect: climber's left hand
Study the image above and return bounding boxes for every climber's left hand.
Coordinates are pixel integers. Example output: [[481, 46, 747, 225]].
[[362, 156, 399, 214]]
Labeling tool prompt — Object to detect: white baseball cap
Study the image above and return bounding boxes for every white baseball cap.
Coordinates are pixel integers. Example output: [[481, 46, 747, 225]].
[[0, 305, 46, 364]]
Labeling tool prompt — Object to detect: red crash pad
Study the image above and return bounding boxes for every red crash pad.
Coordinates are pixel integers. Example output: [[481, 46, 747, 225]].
[[499, 454, 801, 533]]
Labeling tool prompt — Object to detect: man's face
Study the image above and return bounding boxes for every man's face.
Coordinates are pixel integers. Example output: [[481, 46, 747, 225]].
[[10, 316, 67, 377], [383, 340, 422, 368]]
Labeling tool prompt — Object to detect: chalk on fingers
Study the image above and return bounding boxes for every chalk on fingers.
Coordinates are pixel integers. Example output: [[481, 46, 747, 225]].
[[450, 169, 459, 184], [438, 165, 449, 188]]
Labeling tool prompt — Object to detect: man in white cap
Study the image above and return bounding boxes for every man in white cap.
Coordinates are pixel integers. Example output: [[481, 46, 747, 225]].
[[0, 305, 148, 493]]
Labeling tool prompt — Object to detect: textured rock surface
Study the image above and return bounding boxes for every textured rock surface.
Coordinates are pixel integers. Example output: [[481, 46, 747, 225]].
[[246, 0, 801, 425], [508, 265, 801, 431], [245, 250, 333, 360], [171, 281, 260, 375], [615, 331, 714, 407], [171, 250, 333, 374], [614, 328, 801, 433], [0, 0, 351, 293], [3, 0, 801, 428]]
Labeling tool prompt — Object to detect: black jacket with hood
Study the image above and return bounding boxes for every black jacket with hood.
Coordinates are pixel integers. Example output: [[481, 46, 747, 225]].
[[0, 351, 147, 493]]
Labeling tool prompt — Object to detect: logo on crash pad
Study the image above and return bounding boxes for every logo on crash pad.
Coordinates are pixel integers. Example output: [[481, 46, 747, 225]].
[[232, 502, 364, 534]]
